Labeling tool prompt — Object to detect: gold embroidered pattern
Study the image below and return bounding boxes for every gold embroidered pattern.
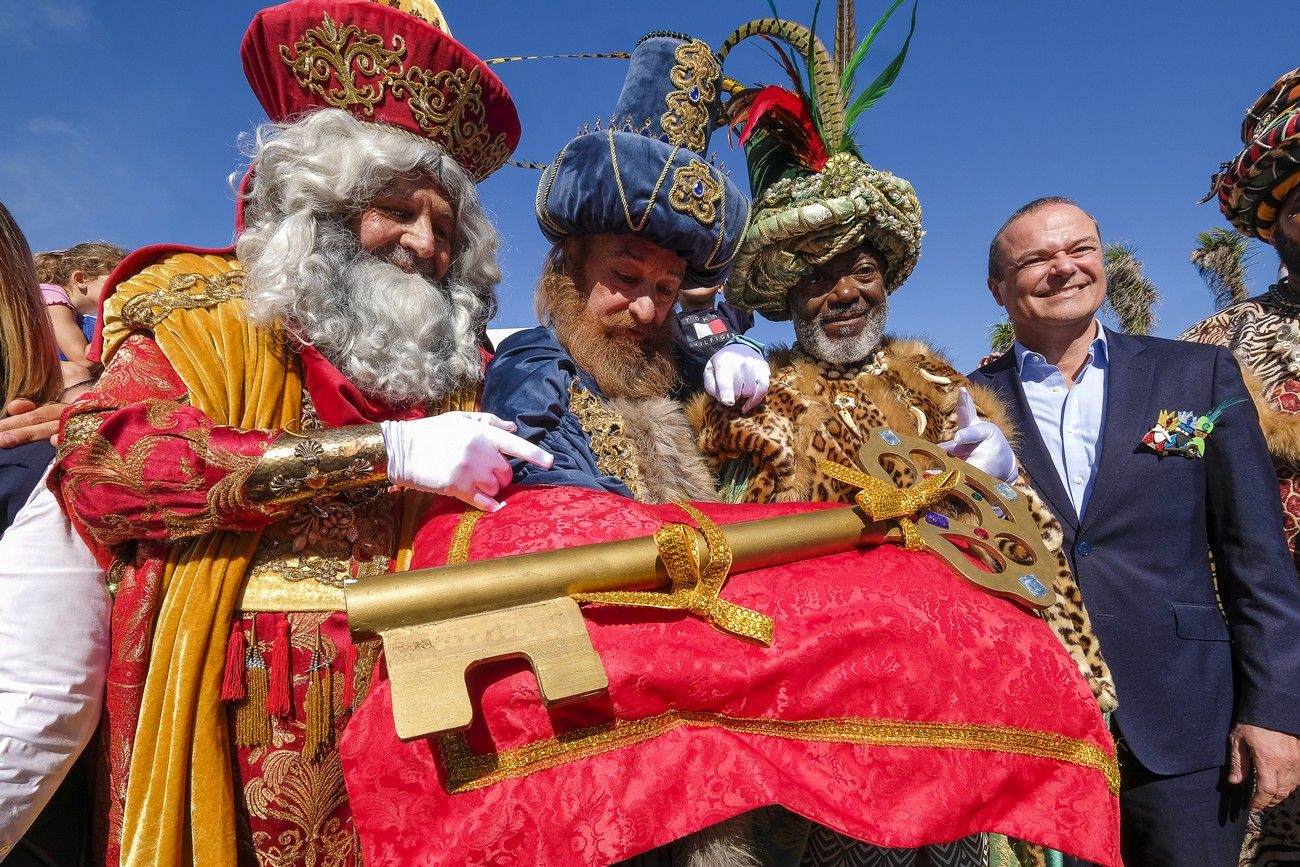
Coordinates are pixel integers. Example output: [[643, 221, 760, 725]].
[[57, 402, 270, 545], [437, 711, 1119, 796], [668, 160, 723, 226], [567, 379, 648, 500], [660, 38, 717, 152], [279, 13, 511, 180], [574, 502, 773, 644], [279, 15, 404, 114], [118, 270, 244, 331], [56, 409, 111, 462], [389, 65, 512, 177], [447, 508, 485, 565]]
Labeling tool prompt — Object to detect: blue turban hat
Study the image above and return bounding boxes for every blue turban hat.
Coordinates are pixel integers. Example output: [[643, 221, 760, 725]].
[[535, 32, 751, 288]]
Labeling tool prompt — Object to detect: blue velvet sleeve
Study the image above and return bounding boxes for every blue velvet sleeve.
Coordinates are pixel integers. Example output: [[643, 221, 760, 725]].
[[482, 327, 635, 498]]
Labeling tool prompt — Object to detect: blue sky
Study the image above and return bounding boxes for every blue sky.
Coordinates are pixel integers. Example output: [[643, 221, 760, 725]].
[[2, 0, 1297, 372]]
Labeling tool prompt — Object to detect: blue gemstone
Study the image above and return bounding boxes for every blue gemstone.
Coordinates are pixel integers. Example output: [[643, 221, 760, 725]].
[[924, 511, 949, 529], [688, 85, 701, 102], [879, 429, 901, 446], [693, 180, 704, 196], [994, 482, 1018, 500], [1018, 575, 1049, 598], [971, 491, 983, 501]]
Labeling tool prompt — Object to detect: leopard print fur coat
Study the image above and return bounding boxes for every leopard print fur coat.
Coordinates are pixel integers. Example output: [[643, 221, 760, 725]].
[[688, 338, 1117, 713], [1182, 285, 1300, 867]]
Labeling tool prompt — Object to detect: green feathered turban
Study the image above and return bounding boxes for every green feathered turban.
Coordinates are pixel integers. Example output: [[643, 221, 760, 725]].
[[725, 152, 922, 321]]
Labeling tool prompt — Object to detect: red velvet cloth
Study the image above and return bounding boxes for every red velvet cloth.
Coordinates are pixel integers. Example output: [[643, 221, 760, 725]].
[[341, 486, 1120, 866]]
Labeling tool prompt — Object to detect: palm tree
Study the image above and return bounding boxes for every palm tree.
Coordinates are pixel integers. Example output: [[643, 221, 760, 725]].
[[988, 318, 1015, 354], [1191, 227, 1252, 310], [1103, 242, 1159, 335]]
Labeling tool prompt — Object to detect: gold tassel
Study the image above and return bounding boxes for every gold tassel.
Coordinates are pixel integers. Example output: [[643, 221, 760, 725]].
[[234, 615, 272, 748], [235, 663, 272, 748], [303, 630, 333, 762]]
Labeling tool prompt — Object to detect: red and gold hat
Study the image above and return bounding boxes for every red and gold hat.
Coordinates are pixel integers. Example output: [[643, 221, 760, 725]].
[[1208, 68, 1300, 242], [242, 0, 520, 181]]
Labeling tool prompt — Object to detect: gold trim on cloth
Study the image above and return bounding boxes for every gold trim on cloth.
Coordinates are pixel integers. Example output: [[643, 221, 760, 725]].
[[437, 711, 1120, 796], [279, 13, 511, 180], [567, 379, 648, 500], [100, 253, 248, 365], [446, 508, 486, 565]]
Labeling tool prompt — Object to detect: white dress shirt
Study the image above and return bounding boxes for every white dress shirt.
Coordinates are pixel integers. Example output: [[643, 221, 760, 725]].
[[1013, 323, 1109, 518], [0, 473, 108, 860]]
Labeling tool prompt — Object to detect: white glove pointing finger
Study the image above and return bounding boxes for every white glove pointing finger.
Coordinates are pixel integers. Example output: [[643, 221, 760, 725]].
[[937, 388, 1018, 483], [381, 411, 554, 510]]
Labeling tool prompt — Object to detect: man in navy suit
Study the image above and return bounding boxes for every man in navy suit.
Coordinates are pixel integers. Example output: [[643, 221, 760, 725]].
[[970, 197, 1300, 866]]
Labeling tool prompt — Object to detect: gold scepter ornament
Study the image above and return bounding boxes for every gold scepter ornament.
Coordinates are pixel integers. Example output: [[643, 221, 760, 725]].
[[346, 428, 1055, 740]]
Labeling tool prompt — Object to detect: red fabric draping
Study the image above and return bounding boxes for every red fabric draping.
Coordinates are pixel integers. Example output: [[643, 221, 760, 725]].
[[341, 485, 1120, 866]]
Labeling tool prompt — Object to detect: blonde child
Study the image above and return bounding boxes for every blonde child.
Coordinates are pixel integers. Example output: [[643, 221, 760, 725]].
[[34, 242, 126, 369]]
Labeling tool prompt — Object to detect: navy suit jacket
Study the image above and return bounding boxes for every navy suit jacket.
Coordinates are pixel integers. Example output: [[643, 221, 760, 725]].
[[971, 328, 1300, 775]]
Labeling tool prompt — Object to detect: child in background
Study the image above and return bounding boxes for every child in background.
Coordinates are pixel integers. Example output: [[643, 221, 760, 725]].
[[670, 283, 756, 394], [34, 242, 127, 369]]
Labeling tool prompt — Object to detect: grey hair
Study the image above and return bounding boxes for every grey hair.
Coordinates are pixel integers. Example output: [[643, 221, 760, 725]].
[[237, 107, 500, 325], [235, 109, 502, 403], [987, 196, 1101, 281]]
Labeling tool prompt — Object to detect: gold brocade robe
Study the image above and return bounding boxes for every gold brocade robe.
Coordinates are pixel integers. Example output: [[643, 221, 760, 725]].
[[52, 251, 469, 867]]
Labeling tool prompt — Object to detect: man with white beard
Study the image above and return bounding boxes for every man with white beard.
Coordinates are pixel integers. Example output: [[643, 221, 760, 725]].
[[690, 22, 1117, 861], [44, 2, 549, 865]]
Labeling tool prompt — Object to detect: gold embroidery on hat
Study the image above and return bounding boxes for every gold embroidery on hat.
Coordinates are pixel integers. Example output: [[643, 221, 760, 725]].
[[668, 160, 722, 226], [660, 39, 717, 153], [390, 65, 511, 177], [280, 16, 406, 116], [280, 14, 510, 180]]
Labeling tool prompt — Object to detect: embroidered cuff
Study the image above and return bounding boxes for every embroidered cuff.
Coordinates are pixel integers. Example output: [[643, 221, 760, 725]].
[[244, 425, 389, 506]]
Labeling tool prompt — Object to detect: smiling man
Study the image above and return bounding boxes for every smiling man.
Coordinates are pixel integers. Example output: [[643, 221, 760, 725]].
[[971, 196, 1300, 867], [483, 33, 753, 505], [44, 2, 554, 864], [690, 51, 1116, 862]]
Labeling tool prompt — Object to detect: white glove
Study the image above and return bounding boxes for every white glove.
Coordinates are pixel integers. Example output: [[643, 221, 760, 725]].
[[380, 411, 553, 512], [938, 388, 1018, 483], [703, 342, 770, 412]]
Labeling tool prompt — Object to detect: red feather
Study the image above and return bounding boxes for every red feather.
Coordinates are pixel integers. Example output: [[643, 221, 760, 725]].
[[737, 85, 829, 170]]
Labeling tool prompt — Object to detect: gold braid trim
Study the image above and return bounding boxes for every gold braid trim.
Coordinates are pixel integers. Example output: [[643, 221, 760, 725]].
[[567, 379, 648, 500], [437, 711, 1120, 796], [574, 502, 773, 645], [100, 252, 245, 365], [446, 508, 486, 565]]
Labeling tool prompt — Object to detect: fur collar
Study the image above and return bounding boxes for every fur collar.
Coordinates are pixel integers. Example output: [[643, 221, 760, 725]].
[[608, 396, 718, 504]]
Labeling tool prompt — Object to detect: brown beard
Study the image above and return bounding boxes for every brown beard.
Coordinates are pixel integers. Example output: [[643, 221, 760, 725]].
[[540, 266, 679, 400]]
